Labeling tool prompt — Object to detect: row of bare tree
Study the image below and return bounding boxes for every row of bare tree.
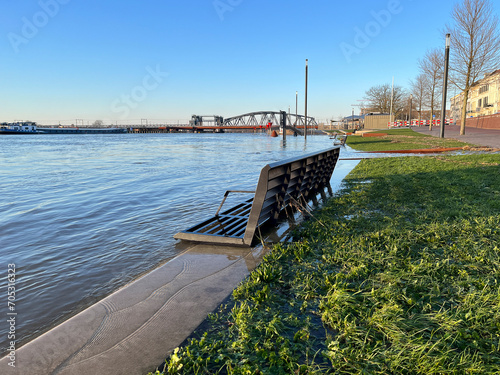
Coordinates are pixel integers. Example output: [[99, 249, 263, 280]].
[[363, 0, 500, 135]]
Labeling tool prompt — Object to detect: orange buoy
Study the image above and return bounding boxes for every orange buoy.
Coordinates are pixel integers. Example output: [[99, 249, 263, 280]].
[[270, 130, 278, 137]]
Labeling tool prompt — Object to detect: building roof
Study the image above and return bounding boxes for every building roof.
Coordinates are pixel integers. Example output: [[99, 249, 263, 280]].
[[470, 68, 500, 87], [343, 115, 363, 121], [364, 113, 389, 116]]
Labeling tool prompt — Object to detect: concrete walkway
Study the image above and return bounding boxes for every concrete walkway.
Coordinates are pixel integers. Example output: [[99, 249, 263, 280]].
[[1, 244, 267, 375], [412, 125, 500, 149]]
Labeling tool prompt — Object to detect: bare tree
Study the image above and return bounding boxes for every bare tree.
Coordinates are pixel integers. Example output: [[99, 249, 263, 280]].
[[448, 0, 500, 135], [410, 74, 429, 125], [93, 120, 104, 127], [419, 49, 443, 130], [399, 95, 413, 123], [364, 84, 407, 119]]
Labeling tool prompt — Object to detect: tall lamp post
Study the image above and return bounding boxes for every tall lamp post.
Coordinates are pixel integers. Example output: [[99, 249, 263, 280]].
[[295, 91, 298, 126], [440, 33, 451, 138], [409, 94, 413, 126], [305, 59, 308, 139], [390, 76, 394, 125]]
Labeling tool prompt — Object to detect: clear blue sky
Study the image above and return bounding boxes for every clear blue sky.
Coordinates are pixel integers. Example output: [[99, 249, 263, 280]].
[[1, 0, 499, 125]]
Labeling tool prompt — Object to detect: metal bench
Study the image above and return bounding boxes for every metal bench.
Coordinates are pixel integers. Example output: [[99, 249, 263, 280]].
[[330, 133, 347, 146], [174, 147, 341, 246]]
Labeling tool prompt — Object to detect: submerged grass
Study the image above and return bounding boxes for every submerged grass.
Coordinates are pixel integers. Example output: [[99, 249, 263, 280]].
[[346, 128, 474, 151], [149, 153, 500, 374]]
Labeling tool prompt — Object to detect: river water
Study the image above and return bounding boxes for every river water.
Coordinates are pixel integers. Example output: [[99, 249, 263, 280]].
[[0, 132, 366, 353]]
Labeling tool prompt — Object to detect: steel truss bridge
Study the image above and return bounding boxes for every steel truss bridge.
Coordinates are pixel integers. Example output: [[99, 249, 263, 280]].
[[67, 111, 318, 133], [223, 111, 317, 128]]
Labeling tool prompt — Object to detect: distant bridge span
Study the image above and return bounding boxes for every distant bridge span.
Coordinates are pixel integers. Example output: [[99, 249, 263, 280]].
[[223, 111, 317, 127], [92, 111, 319, 133]]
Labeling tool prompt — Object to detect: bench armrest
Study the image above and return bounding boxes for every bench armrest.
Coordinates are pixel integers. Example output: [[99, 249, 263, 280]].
[[215, 190, 256, 216]]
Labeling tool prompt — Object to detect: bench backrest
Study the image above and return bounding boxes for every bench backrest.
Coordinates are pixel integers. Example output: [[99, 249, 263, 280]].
[[242, 146, 340, 245], [174, 146, 340, 246]]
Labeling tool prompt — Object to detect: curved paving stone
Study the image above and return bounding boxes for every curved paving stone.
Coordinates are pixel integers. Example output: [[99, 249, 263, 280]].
[[1, 244, 265, 375]]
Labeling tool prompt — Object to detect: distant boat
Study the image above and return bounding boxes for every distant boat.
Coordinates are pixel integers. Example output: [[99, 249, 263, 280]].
[[0, 122, 126, 135], [37, 127, 126, 134], [0, 121, 37, 134]]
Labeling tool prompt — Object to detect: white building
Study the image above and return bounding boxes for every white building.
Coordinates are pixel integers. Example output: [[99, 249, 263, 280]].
[[450, 69, 500, 120]]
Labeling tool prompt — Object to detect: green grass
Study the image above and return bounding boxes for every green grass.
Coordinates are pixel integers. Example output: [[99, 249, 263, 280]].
[[347, 129, 474, 152], [149, 153, 500, 374]]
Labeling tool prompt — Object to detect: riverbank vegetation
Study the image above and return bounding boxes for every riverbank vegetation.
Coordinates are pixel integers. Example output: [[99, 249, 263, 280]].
[[346, 128, 473, 152], [148, 152, 500, 374]]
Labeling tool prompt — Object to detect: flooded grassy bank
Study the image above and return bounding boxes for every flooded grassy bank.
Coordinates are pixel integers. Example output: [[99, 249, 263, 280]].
[[150, 153, 500, 374]]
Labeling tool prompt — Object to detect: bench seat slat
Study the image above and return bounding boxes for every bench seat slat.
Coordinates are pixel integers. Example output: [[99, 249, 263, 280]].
[[207, 218, 247, 236], [185, 216, 247, 237], [219, 199, 253, 216]]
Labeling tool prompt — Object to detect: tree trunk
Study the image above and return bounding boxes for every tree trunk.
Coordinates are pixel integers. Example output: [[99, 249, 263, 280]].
[[429, 89, 436, 131], [460, 88, 469, 135], [459, 62, 474, 135], [418, 97, 423, 125], [429, 98, 434, 130]]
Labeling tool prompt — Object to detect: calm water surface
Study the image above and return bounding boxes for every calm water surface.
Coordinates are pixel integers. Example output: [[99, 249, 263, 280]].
[[0, 132, 362, 353]]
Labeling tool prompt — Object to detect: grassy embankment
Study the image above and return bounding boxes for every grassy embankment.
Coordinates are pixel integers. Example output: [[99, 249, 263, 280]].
[[149, 130, 500, 374], [346, 129, 475, 152]]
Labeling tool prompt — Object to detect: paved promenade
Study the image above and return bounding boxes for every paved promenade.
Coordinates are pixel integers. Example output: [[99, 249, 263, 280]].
[[0, 244, 266, 375], [412, 125, 500, 149]]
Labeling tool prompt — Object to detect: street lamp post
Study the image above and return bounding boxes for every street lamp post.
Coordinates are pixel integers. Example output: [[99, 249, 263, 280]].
[[409, 94, 413, 126], [390, 76, 394, 125], [440, 34, 451, 138], [305, 59, 308, 139], [295, 91, 298, 126]]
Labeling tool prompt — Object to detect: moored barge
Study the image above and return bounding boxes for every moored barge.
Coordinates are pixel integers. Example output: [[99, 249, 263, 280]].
[[0, 122, 126, 134]]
